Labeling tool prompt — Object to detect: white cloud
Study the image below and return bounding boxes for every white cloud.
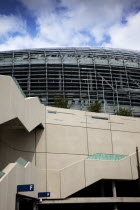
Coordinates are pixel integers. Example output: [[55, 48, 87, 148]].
[[0, 14, 26, 37], [25, 0, 125, 46], [0, 0, 140, 50], [103, 12, 140, 50], [0, 35, 32, 51], [0, 31, 90, 51], [0, 35, 50, 51]]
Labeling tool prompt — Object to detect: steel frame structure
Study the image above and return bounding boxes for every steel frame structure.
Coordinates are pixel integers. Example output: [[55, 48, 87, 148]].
[[0, 47, 140, 116]]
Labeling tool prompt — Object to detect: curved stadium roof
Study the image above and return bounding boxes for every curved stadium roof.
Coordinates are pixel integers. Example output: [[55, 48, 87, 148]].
[[0, 47, 140, 116]]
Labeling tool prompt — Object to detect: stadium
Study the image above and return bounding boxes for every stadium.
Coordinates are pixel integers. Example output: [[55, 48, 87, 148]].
[[0, 47, 140, 115], [1, 48, 140, 210]]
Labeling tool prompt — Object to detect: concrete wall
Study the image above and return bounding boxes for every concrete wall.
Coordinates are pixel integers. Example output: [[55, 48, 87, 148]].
[[45, 106, 140, 198], [0, 76, 47, 210], [45, 106, 140, 157], [1, 75, 140, 205]]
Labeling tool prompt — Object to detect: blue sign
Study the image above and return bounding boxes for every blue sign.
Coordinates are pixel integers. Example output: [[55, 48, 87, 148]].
[[38, 192, 50, 198], [17, 184, 34, 192]]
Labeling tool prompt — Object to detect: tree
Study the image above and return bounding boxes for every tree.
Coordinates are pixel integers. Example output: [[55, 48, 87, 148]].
[[116, 107, 132, 116], [53, 96, 69, 109], [87, 101, 102, 113]]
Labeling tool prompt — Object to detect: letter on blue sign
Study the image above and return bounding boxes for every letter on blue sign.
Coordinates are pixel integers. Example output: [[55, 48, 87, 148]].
[[17, 184, 34, 192], [38, 192, 50, 197]]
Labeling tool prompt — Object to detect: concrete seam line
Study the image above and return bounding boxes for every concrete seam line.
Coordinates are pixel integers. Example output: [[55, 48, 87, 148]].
[[109, 115, 114, 154], [85, 111, 90, 156], [46, 122, 140, 134]]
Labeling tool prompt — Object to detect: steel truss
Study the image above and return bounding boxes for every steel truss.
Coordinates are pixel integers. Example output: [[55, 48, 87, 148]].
[[0, 47, 140, 116]]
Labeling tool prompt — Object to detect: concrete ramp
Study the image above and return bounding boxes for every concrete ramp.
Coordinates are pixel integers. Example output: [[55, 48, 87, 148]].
[[0, 75, 45, 131], [47, 152, 139, 198], [0, 152, 138, 209]]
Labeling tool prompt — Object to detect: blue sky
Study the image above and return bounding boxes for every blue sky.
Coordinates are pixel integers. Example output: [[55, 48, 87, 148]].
[[0, 0, 140, 51]]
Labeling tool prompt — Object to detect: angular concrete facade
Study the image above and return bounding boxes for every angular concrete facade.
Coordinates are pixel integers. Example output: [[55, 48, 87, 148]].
[[1, 75, 140, 209]]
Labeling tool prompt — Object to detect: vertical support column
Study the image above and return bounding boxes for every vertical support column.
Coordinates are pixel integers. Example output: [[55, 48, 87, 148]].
[[89, 73, 92, 91], [59, 50, 65, 98], [94, 63, 99, 101], [120, 73, 123, 89], [104, 49, 116, 113], [102, 78, 106, 113], [33, 201, 38, 210], [28, 51, 31, 97], [115, 79, 119, 111], [75, 49, 82, 108], [36, 203, 39, 210], [87, 74, 90, 105], [33, 202, 36, 210], [101, 181, 105, 197], [112, 181, 117, 197], [123, 57, 133, 115], [112, 181, 118, 210], [59, 71, 61, 91], [90, 49, 99, 101], [108, 57, 116, 113], [16, 196, 20, 210], [44, 50, 48, 105], [78, 58, 82, 103], [12, 51, 15, 77], [114, 204, 118, 210]]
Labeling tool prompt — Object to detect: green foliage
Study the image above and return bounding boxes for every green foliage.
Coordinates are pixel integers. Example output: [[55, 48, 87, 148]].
[[87, 101, 102, 113], [53, 96, 69, 109], [116, 107, 132, 116]]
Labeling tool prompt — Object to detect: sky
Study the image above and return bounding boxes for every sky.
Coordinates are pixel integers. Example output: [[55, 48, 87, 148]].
[[0, 0, 140, 51]]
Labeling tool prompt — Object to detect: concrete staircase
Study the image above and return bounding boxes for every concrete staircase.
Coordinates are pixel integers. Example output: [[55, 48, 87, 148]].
[[0, 75, 45, 132], [0, 75, 139, 208], [0, 157, 41, 210], [0, 152, 139, 209], [47, 151, 139, 198], [0, 75, 46, 210]]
